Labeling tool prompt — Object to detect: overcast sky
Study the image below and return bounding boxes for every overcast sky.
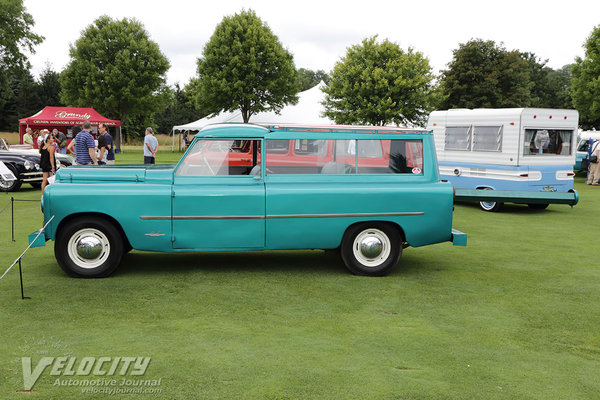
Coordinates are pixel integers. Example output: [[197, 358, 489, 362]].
[[25, 0, 600, 86]]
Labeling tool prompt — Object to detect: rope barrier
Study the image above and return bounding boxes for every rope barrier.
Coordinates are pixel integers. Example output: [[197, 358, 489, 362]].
[[0, 198, 11, 215], [0, 216, 53, 281]]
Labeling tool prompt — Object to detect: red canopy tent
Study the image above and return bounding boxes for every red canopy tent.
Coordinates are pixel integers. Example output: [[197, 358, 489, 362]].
[[19, 106, 122, 149]]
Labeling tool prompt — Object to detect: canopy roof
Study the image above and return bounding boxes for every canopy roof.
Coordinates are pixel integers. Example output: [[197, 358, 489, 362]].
[[19, 106, 121, 127], [174, 81, 333, 131]]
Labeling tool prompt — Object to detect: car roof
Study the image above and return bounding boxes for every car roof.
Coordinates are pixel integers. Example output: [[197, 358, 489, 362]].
[[195, 123, 430, 139]]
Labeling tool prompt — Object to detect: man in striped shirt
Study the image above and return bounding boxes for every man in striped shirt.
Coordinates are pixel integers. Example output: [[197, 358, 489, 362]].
[[67, 120, 98, 165]]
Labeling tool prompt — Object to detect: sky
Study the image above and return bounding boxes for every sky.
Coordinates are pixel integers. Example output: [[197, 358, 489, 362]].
[[24, 0, 600, 87]]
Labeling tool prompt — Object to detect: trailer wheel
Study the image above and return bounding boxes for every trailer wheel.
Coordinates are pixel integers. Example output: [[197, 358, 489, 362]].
[[478, 188, 503, 212]]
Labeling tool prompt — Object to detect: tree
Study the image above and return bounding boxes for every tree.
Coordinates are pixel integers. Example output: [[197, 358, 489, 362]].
[[440, 39, 532, 109], [297, 68, 330, 91], [60, 16, 170, 138], [154, 83, 204, 134], [0, 0, 43, 112], [572, 25, 600, 129], [546, 64, 573, 109], [37, 64, 63, 107], [0, 68, 41, 130], [322, 36, 438, 126], [193, 9, 300, 123]]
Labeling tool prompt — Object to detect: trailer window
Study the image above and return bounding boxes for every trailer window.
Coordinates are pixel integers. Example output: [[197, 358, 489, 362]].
[[445, 126, 471, 150], [473, 126, 502, 151], [523, 129, 572, 156]]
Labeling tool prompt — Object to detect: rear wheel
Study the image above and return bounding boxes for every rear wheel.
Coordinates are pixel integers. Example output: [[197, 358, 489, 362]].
[[340, 222, 402, 276], [54, 217, 124, 278]]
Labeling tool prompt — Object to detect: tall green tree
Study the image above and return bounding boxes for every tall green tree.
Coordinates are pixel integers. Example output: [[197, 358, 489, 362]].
[[0, 0, 43, 113], [572, 25, 600, 129], [0, 68, 41, 130], [60, 16, 170, 138], [322, 36, 438, 126], [297, 68, 330, 91], [37, 64, 63, 107], [440, 39, 532, 109], [154, 83, 204, 134], [193, 9, 300, 123]]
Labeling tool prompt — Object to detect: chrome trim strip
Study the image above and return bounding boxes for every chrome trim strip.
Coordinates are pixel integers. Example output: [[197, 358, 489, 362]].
[[267, 212, 424, 219], [140, 212, 424, 221]]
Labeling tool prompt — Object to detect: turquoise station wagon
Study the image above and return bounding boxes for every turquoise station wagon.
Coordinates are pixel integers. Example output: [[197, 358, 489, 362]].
[[36, 123, 467, 278]]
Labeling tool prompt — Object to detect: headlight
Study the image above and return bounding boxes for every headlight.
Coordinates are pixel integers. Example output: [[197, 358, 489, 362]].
[[35, 163, 40, 170], [56, 159, 62, 168], [24, 160, 32, 170]]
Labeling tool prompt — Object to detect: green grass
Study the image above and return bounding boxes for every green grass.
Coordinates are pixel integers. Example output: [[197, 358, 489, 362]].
[[1, 170, 599, 399]]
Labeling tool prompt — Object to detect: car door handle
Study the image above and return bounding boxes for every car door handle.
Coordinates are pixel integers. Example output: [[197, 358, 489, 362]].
[[253, 176, 262, 181], [241, 158, 251, 162]]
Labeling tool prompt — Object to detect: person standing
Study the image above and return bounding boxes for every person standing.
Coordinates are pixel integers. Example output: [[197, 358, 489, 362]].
[[54, 129, 68, 154], [39, 133, 56, 193], [587, 139, 600, 185], [23, 128, 34, 147], [143, 127, 158, 164], [97, 124, 115, 165], [67, 121, 98, 165]]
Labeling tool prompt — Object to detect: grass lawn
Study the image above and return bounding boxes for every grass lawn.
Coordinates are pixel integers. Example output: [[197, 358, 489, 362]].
[[1, 163, 599, 399]]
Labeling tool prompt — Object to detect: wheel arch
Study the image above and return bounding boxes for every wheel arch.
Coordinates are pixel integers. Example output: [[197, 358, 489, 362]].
[[55, 212, 132, 250], [342, 220, 406, 244]]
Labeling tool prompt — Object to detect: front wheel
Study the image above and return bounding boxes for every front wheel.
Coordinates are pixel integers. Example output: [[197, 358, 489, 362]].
[[0, 164, 22, 192], [54, 217, 124, 278], [340, 223, 402, 276]]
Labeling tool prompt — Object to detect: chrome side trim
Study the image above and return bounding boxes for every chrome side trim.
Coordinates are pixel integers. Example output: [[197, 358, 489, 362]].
[[267, 212, 424, 219], [140, 212, 424, 221]]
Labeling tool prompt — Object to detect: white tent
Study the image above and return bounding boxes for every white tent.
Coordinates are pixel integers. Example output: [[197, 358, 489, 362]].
[[171, 81, 334, 150]]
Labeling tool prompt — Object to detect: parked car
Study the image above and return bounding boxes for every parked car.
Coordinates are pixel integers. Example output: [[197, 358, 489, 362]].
[[1, 137, 74, 167], [0, 137, 72, 191], [35, 123, 467, 278], [0, 152, 44, 191]]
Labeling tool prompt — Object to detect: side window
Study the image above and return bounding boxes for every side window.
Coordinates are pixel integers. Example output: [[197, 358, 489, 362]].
[[358, 139, 423, 174], [445, 126, 471, 151], [265, 139, 423, 175], [176, 139, 260, 176], [473, 126, 502, 151], [523, 129, 573, 156]]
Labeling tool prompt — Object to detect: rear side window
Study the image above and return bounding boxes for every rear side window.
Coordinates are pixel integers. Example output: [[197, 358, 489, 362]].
[[445, 126, 471, 150], [265, 139, 423, 175]]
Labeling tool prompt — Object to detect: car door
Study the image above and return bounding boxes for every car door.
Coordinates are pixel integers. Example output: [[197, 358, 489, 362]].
[[172, 138, 265, 250]]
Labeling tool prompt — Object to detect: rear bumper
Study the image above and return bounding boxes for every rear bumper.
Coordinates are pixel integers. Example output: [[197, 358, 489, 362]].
[[451, 229, 467, 246]]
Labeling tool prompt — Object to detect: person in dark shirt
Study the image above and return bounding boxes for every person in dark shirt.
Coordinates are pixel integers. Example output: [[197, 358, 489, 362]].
[[97, 123, 115, 165]]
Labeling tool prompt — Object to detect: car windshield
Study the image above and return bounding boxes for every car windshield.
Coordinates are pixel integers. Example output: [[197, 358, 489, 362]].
[[0, 138, 8, 151]]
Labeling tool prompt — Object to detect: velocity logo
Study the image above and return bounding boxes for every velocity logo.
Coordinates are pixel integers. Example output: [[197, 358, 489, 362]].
[[22, 356, 151, 390]]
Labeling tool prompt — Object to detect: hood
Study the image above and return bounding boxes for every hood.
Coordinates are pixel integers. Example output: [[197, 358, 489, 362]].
[[55, 164, 174, 184]]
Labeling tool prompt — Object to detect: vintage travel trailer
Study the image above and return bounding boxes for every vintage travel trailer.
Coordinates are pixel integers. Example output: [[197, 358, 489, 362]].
[[426, 108, 579, 211]]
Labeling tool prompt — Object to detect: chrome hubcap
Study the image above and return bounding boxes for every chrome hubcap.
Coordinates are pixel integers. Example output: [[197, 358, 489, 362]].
[[67, 228, 110, 269], [352, 228, 391, 267], [359, 236, 383, 259], [76, 236, 103, 260]]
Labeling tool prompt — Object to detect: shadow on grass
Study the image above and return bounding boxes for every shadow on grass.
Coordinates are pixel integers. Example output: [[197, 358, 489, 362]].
[[455, 201, 569, 214], [114, 249, 436, 278], [116, 250, 347, 277]]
